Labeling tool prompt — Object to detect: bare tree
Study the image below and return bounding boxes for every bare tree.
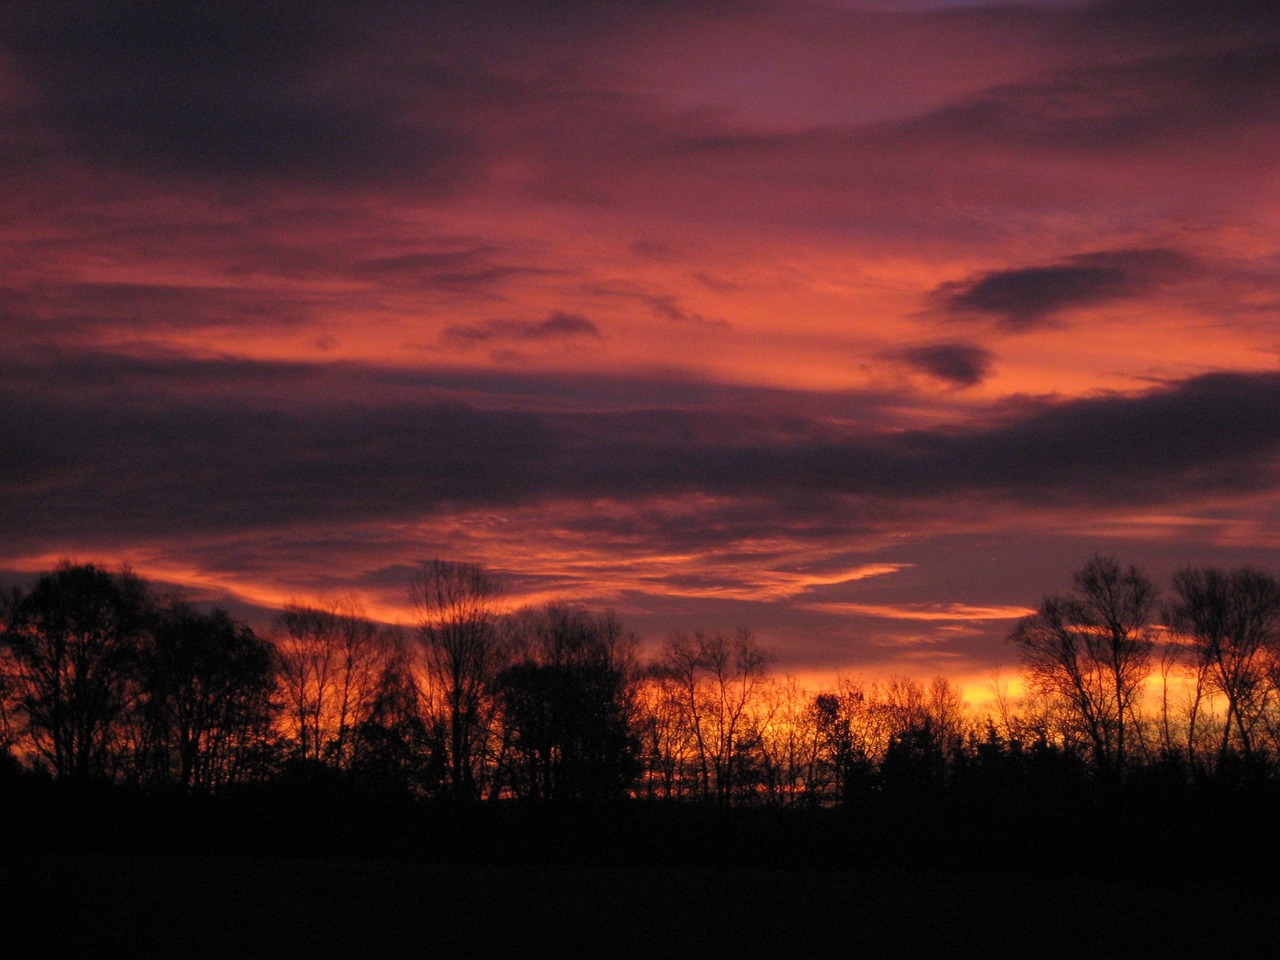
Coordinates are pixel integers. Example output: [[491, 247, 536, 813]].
[[756, 676, 825, 808], [635, 663, 698, 800], [1152, 615, 1214, 772], [275, 596, 388, 766], [1010, 555, 1157, 783], [659, 628, 772, 806], [1169, 566, 1280, 768], [410, 560, 505, 800], [0, 590, 17, 762]]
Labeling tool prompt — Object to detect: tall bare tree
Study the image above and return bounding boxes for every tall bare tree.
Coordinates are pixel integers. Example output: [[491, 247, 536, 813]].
[[659, 627, 772, 806], [1169, 566, 1280, 768], [1010, 555, 1157, 783], [275, 596, 388, 766], [635, 663, 698, 799], [756, 676, 825, 808], [411, 560, 505, 800]]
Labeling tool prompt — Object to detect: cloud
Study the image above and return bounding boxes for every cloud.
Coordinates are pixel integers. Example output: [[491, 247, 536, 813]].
[[522, 26, 1280, 242], [895, 342, 993, 387], [351, 247, 554, 297], [444, 312, 604, 346], [586, 280, 729, 330], [5, 1, 473, 189], [5, 0, 1279, 257], [5, 349, 1280, 561], [0, 347, 919, 419], [0, 280, 315, 339], [1077, 1, 1280, 49], [800, 601, 1036, 622], [934, 249, 1196, 329]]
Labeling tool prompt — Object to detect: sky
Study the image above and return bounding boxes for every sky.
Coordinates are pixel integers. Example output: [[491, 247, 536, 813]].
[[3, 0, 1279, 693]]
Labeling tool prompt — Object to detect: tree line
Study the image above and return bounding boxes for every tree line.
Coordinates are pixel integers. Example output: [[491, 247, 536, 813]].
[[4, 555, 1280, 812]]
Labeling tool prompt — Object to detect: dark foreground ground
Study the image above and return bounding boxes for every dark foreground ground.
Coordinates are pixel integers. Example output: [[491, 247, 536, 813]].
[[6, 853, 1280, 960]]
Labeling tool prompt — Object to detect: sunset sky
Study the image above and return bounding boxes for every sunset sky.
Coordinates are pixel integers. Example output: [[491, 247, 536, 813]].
[[3, 0, 1279, 691]]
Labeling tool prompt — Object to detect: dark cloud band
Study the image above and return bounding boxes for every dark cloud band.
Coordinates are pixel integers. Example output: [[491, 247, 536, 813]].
[[4, 356, 1277, 552]]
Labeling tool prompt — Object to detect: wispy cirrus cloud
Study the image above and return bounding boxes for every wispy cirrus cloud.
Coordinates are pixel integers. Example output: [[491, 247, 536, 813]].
[[800, 601, 1036, 622]]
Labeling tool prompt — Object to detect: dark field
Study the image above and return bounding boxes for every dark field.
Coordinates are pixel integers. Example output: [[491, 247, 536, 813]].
[[6, 853, 1280, 959]]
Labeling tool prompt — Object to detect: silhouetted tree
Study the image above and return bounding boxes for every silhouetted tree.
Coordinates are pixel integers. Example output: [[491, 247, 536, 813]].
[[1010, 556, 1157, 783], [137, 602, 277, 791], [496, 605, 640, 801], [0, 563, 149, 780], [659, 628, 772, 806], [1169, 566, 1280, 769], [1154, 630, 1198, 771], [881, 721, 949, 806], [756, 677, 825, 808], [813, 691, 855, 805], [411, 560, 505, 800], [349, 641, 437, 797], [882, 676, 966, 753], [0, 596, 17, 760], [275, 597, 389, 766], [805, 676, 968, 809], [812, 683, 882, 807], [636, 663, 697, 799]]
